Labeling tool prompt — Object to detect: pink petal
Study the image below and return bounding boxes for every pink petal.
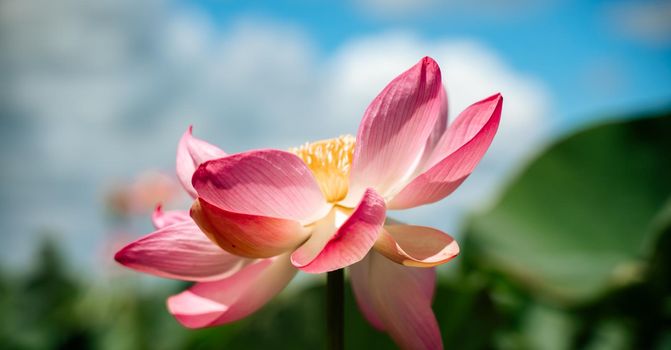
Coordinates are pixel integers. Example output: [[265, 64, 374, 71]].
[[413, 87, 449, 182], [345, 57, 447, 206], [349, 252, 441, 350], [176, 126, 227, 198], [193, 149, 329, 221], [167, 254, 296, 328], [419, 87, 449, 167], [290, 189, 386, 273], [191, 198, 310, 258], [389, 93, 502, 209], [348, 253, 385, 331], [152, 205, 191, 229], [114, 220, 246, 282], [374, 224, 459, 267]]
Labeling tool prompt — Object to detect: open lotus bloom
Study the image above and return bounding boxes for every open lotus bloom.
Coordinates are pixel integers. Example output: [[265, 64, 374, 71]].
[[115, 57, 502, 350]]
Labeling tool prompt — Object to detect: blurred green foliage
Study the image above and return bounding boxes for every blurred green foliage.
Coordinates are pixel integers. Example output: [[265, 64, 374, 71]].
[[0, 111, 669, 349], [461, 111, 671, 349], [463, 112, 671, 305]]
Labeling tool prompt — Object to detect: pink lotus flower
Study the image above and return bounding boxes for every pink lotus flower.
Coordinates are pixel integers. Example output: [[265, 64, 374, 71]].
[[106, 171, 180, 216], [115, 57, 502, 350]]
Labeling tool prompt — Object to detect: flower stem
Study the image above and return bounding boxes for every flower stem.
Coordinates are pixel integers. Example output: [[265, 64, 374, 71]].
[[327, 268, 344, 350]]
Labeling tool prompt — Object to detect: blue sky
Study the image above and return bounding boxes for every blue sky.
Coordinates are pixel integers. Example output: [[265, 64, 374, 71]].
[[0, 0, 669, 272], [192, 0, 671, 124]]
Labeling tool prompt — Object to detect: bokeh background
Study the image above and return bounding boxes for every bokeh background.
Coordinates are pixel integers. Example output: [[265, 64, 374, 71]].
[[1, 0, 670, 349]]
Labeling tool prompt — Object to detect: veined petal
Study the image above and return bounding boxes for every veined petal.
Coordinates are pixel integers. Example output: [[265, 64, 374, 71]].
[[152, 205, 191, 229], [193, 149, 330, 222], [345, 57, 446, 206], [348, 253, 385, 331], [291, 189, 386, 273], [191, 199, 310, 258], [374, 224, 459, 267], [167, 254, 296, 328], [413, 87, 449, 183], [176, 126, 227, 198], [349, 252, 441, 350], [425, 93, 503, 169], [389, 93, 502, 209], [114, 221, 246, 282], [420, 87, 449, 166]]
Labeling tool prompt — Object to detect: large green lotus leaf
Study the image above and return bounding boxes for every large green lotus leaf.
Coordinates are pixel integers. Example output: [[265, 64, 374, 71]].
[[462, 112, 671, 305]]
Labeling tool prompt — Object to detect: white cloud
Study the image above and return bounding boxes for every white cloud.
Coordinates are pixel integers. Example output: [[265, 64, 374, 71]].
[[353, 0, 440, 17], [0, 0, 551, 270], [324, 32, 551, 156], [351, 0, 551, 19], [607, 1, 671, 46]]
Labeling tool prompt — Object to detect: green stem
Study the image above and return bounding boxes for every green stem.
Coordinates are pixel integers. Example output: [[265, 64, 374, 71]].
[[327, 268, 344, 350]]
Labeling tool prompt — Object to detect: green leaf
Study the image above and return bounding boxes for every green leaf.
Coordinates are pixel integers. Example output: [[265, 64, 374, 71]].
[[462, 111, 671, 305]]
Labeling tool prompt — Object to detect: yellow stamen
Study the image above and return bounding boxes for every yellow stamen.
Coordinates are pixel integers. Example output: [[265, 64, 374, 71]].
[[289, 135, 355, 203]]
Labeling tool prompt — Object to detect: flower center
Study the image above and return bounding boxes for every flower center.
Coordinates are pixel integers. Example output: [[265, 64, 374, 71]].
[[290, 135, 355, 203]]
